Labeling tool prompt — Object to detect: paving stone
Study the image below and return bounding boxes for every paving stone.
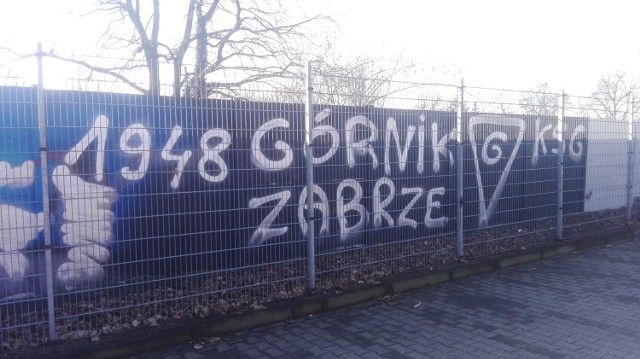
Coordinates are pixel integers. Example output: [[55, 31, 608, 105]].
[[337, 353, 361, 359], [143, 239, 640, 359], [183, 352, 204, 359]]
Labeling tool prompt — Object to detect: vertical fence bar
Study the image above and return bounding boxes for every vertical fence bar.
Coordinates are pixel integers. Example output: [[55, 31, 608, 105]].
[[36, 42, 57, 341], [556, 91, 565, 241], [456, 79, 464, 257], [304, 61, 316, 290], [627, 99, 635, 224]]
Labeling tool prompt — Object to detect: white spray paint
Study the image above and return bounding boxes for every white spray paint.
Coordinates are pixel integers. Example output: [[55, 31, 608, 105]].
[[532, 118, 553, 166], [384, 117, 416, 175], [251, 118, 293, 171], [0, 161, 35, 188], [0, 160, 41, 280], [248, 190, 291, 245], [398, 187, 423, 229], [1, 110, 592, 286], [481, 131, 508, 165], [345, 116, 378, 170], [52, 165, 117, 283], [337, 179, 368, 241], [0, 205, 43, 280], [298, 184, 330, 237], [373, 177, 396, 228], [417, 115, 426, 175], [161, 126, 193, 189], [431, 122, 455, 173], [65, 115, 108, 182], [198, 128, 231, 183], [551, 123, 568, 156], [425, 187, 448, 228], [468, 116, 525, 228], [569, 125, 585, 162], [307, 108, 340, 165], [119, 124, 151, 181], [532, 119, 584, 166]]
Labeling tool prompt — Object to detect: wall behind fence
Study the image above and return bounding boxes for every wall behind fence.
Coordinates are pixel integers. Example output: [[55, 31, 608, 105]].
[[0, 85, 597, 301]]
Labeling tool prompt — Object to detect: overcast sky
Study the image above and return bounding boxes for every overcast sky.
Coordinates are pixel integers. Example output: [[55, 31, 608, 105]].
[[330, 0, 640, 95], [1, 0, 638, 96]]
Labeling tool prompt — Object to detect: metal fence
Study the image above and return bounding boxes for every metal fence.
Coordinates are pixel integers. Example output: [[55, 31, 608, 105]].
[[0, 52, 638, 350]]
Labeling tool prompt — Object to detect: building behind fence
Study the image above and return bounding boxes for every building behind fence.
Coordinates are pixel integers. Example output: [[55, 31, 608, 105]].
[[0, 54, 638, 349]]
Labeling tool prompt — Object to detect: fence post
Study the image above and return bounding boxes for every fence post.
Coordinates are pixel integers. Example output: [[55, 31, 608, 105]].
[[304, 61, 316, 290], [627, 99, 635, 224], [556, 91, 565, 241], [36, 42, 57, 341], [456, 80, 465, 257]]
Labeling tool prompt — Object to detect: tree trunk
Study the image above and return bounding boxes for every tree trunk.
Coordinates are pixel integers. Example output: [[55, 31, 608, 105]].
[[173, 61, 183, 98], [193, 6, 208, 98], [148, 54, 161, 96]]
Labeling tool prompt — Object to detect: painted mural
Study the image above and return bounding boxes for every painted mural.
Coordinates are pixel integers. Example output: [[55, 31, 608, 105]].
[[0, 86, 588, 298]]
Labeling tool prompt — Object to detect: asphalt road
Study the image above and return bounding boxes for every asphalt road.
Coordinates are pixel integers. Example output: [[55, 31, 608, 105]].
[[140, 238, 640, 359]]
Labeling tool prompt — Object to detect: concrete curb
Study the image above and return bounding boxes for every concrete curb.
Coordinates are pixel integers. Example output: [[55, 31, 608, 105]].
[[499, 252, 541, 268], [23, 226, 637, 359], [541, 245, 575, 258], [391, 271, 450, 293], [324, 284, 390, 310]]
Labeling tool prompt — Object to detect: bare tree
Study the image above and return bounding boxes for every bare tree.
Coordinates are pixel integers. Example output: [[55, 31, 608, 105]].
[[519, 83, 560, 116], [590, 71, 638, 121], [236, 52, 424, 106], [311, 55, 420, 107], [441, 96, 469, 113], [32, 0, 327, 97]]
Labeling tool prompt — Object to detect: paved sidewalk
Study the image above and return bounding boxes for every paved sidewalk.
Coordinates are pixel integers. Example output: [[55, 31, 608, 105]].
[[142, 238, 640, 359]]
